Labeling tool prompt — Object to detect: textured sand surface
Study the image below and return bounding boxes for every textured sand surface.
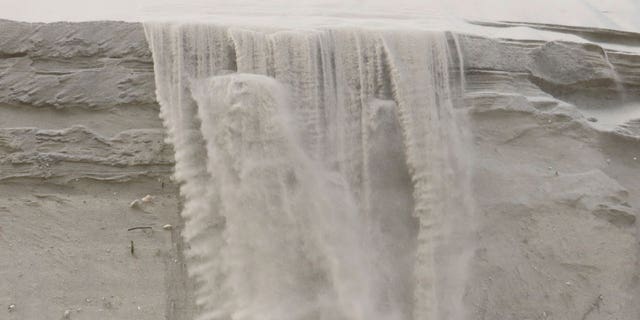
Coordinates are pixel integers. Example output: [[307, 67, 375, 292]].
[[0, 20, 195, 320], [1, 19, 639, 319]]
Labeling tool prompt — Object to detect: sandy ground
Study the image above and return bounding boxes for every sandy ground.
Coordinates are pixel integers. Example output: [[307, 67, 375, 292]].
[[0, 178, 195, 320]]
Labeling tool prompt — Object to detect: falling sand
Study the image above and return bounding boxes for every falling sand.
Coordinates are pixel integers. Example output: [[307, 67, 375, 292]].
[[145, 23, 475, 320]]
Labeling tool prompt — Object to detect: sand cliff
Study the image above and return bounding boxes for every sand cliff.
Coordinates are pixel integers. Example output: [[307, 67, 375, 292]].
[[1, 19, 639, 319]]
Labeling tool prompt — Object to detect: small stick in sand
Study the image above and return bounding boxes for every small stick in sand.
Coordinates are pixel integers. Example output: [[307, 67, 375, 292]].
[[127, 226, 152, 232], [130, 240, 135, 256]]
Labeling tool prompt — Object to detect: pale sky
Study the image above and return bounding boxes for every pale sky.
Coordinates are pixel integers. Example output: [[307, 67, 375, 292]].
[[0, 0, 144, 22], [1, 0, 639, 33]]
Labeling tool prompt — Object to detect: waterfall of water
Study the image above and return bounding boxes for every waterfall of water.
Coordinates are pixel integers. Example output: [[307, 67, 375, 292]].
[[145, 23, 475, 320]]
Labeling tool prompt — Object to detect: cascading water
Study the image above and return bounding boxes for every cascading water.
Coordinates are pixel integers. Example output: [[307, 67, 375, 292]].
[[144, 23, 475, 320]]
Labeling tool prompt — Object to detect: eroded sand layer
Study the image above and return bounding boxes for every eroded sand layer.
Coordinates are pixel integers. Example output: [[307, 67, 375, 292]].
[[0, 20, 195, 320]]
